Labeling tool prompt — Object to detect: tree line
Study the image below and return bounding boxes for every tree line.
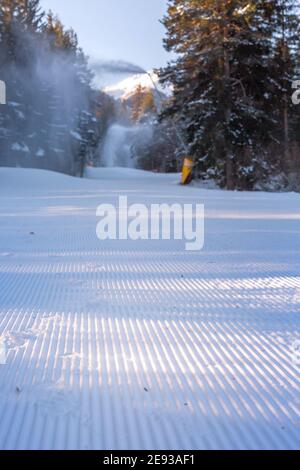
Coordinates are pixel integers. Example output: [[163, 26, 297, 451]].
[[158, 0, 300, 190], [0, 0, 114, 176]]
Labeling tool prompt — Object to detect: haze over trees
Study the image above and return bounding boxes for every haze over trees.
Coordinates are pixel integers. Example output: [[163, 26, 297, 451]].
[[0, 0, 114, 175]]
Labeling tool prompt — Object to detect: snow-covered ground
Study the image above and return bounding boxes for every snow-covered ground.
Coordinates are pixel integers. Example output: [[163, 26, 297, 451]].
[[0, 167, 299, 450]]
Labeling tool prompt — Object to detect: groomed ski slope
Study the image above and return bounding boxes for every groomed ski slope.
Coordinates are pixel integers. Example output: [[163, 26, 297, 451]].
[[0, 167, 299, 450]]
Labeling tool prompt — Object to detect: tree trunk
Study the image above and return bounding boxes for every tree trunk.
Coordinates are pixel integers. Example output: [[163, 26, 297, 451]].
[[283, 96, 290, 170], [281, 5, 290, 173], [226, 149, 234, 190], [223, 34, 234, 190]]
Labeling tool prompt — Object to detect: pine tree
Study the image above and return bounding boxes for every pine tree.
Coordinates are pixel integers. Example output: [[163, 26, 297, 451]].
[[158, 0, 299, 189], [131, 84, 145, 123], [140, 90, 157, 119], [271, 1, 299, 174], [134, 119, 179, 172]]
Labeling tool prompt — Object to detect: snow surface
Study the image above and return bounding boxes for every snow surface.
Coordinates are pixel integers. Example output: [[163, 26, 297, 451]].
[[85, 166, 160, 180], [0, 167, 299, 450]]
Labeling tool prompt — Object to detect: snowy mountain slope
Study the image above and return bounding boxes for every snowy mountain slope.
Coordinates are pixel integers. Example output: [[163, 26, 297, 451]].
[[0, 167, 299, 450], [103, 71, 171, 101]]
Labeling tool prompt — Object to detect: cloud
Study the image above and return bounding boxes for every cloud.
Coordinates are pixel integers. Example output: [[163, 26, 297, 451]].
[[90, 59, 146, 76]]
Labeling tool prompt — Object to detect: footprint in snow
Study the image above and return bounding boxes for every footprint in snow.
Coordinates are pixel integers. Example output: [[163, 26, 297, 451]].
[[4, 330, 38, 351]]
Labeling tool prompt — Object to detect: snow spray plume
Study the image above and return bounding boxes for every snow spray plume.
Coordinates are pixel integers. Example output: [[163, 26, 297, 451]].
[[101, 123, 153, 168], [0, 23, 91, 175]]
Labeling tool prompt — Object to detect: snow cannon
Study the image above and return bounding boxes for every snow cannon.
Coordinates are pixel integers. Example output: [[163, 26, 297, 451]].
[[181, 157, 194, 185]]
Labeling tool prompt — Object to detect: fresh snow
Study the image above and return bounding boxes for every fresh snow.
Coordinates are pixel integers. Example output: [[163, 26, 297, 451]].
[[85, 166, 161, 181], [11, 143, 29, 153], [35, 148, 45, 158], [70, 130, 82, 142], [0, 167, 299, 450]]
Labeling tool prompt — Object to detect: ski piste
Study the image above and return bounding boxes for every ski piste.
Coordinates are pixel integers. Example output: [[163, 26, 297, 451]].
[[0, 167, 299, 450]]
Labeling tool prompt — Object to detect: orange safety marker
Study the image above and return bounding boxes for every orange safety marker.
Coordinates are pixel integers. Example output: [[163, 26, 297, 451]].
[[181, 157, 193, 185]]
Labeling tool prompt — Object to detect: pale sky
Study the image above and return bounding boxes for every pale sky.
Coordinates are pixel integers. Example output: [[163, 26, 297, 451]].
[[40, 0, 171, 71]]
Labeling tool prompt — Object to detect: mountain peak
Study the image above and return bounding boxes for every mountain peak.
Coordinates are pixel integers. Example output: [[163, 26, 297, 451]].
[[103, 71, 171, 101]]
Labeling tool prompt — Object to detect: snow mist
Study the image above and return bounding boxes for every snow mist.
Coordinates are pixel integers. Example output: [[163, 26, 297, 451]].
[[101, 123, 153, 168], [0, 20, 93, 175]]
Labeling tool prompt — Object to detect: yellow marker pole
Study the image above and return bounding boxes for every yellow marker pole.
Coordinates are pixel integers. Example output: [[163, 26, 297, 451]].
[[181, 157, 194, 185]]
